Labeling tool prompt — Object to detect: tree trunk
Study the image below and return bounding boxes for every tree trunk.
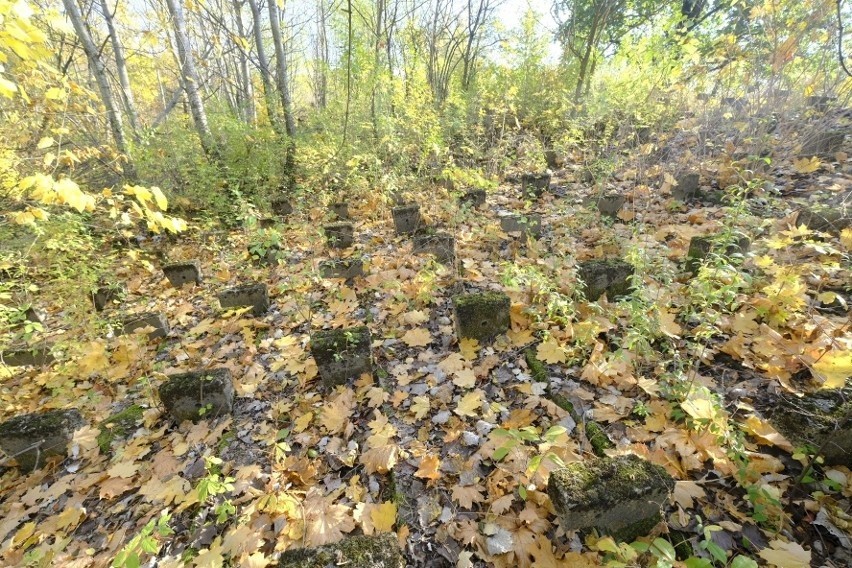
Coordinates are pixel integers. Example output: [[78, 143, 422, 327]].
[[163, 0, 221, 162], [268, 0, 296, 137], [233, 0, 257, 123], [99, 0, 141, 139], [247, 0, 283, 134], [62, 0, 136, 178]]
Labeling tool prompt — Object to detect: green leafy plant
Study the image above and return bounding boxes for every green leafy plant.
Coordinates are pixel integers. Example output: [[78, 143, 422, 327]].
[[112, 510, 174, 568]]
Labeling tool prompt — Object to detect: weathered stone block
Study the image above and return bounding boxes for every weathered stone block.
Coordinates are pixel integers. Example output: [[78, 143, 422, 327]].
[[324, 222, 355, 249], [24, 306, 43, 323], [1, 344, 54, 367], [452, 292, 510, 342], [330, 202, 350, 220], [310, 326, 373, 388], [764, 386, 852, 467], [92, 285, 123, 312], [795, 206, 851, 234], [578, 259, 634, 301], [319, 258, 364, 280], [459, 188, 486, 208], [258, 217, 277, 229], [806, 95, 834, 112], [412, 231, 455, 264], [800, 130, 845, 157], [547, 455, 674, 542], [122, 312, 170, 339], [278, 533, 405, 568], [0, 409, 84, 471], [271, 198, 293, 217], [392, 204, 422, 235], [159, 368, 234, 422], [163, 260, 201, 287], [217, 283, 269, 316], [500, 214, 542, 241], [672, 173, 700, 202], [521, 172, 551, 198], [686, 235, 750, 272]]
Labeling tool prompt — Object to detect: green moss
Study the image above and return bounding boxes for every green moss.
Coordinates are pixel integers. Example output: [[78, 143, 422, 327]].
[[452, 292, 510, 341], [278, 533, 405, 568], [547, 392, 577, 419], [97, 405, 144, 453], [578, 259, 634, 301], [524, 349, 548, 383], [311, 326, 371, 365], [585, 421, 614, 456]]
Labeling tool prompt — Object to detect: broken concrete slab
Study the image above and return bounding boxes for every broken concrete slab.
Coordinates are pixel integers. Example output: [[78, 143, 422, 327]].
[[324, 222, 355, 249], [686, 234, 750, 272], [587, 193, 626, 219], [459, 188, 486, 208], [92, 284, 124, 312], [310, 326, 373, 388], [163, 260, 201, 287], [1, 344, 55, 367], [412, 231, 455, 264], [521, 172, 551, 199], [672, 173, 700, 202], [578, 259, 634, 301], [217, 283, 270, 316], [0, 409, 84, 471], [547, 454, 674, 542], [795, 205, 851, 235], [159, 368, 234, 423], [319, 258, 365, 280], [278, 533, 405, 568], [122, 312, 170, 339], [330, 202, 350, 220], [271, 198, 293, 217], [452, 292, 510, 342], [500, 214, 542, 241], [392, 204, 422, 235]]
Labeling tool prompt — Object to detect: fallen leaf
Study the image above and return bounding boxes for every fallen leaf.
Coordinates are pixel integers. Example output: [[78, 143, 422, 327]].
[[758, 539, 811, 568]]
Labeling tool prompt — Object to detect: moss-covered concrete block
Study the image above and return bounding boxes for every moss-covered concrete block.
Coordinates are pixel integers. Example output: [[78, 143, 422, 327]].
[[795, 206, 851, 235], [271, 198, 293, 217], [800, 130, 845, 157], [686, 235, 750, 272], [764, 386, 852, 467], [278, 533, 405, 568], [521, 172, 551, 199], [319, 258, 364, 280], [1, 344, 54, 367], [324, 222, 355, 249], [500, 214, 542, 241], [310, 326, 373, 388], [412, 231, 455, 264], [97, 404, 144, 453], [122, 312, 170, 339], [459, 188, 486, 208], [578, 259, 634, 301], [258, 217, 277, 229], [330, 202, 350, 220], [392, 204, 421, 235], [159, 368, 234, 422], [452, 292, 510, 342], [672, 173, 700, 202], [589, 193, 626, 218], [0, 409, 84, 471], [163, 261, 201, 287], [218, 283, 269, 316], [547, 455, 674, 542]]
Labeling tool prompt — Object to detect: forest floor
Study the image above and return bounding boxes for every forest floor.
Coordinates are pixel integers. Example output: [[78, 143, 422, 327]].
[[1, 106, 851, 568]]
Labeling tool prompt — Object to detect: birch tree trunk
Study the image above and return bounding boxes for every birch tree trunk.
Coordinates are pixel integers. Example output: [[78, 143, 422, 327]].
[[98, 0, 141, 139], [232, 0, 257, 124], [62, 0, 136, 177], [247, 0, 283, 134], [268, 0, 296, 137], [162, 0, 222, 162]]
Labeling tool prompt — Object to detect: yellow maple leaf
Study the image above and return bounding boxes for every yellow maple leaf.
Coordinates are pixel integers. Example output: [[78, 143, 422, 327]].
[[410, 396, 430, 420], [107, 460, 140, 479], [455, 390, 482, 417], [370, 501, 397, 533], [402, 327, 432, 347], [742, 416, 793, 451], [792, 156, 820, 173], [302, 488, 355, 547], [672, 480, 707, 509], [439, 352, 465, 374], [758, 539, 811, 568], [459, 338, 479, 360], [452, 368, 477, 388], [840, 228, 852, 250], [78, 340, 109, 374], [812, 350, 852, 389], [414, 453, 442, 481], [451, 484, 485, 508], [360, 444, 399, 474], [537, 337, 567, 364], [658, 309, 682, 339]]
